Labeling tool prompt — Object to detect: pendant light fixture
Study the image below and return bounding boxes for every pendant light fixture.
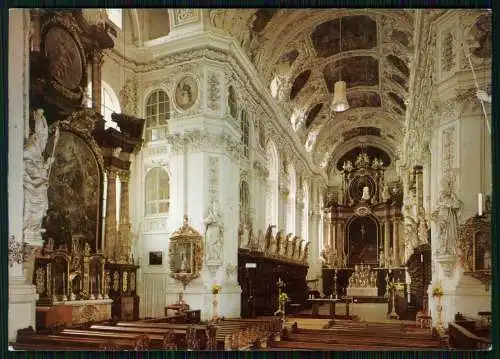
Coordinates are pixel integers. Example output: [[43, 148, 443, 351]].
[[331, 15, 350, 112]]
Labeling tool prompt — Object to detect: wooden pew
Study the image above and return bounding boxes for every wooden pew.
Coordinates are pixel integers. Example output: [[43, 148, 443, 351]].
[[448, 322, 491, 349], [57, 329, 152, 350], [16, 329, 128, 351]]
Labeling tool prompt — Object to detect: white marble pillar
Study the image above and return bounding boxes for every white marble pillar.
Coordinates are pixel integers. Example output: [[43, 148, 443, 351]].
[[9, 9, 39, 342], [278, 186, 288, 231], [323, 215, 331, 249], [330, 218, 336, 250], [307, 210, 322, 282]]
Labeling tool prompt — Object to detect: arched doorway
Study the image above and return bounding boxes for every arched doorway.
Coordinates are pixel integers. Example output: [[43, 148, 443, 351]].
[[347, 215, 379, 267]]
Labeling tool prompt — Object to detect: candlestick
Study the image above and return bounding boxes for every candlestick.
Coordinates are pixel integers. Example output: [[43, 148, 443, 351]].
[[478, 193, 483, 216], [421, 253, 423, 263]]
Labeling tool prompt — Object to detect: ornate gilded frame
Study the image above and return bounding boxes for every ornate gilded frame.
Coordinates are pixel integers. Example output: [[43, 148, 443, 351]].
[[169, 215, 204, 288], [457, 215, 491, 281]]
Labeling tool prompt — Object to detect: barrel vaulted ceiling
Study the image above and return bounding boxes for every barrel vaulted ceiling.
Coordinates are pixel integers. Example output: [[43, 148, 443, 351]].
[[209, 9, 420, 172]]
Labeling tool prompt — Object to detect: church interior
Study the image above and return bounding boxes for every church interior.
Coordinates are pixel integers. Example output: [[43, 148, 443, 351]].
[[7, 8, 493, 351]]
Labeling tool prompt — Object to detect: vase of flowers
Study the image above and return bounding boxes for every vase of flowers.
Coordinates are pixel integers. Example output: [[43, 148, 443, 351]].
[[279, 292, 289, 319], [211, 284, 221, 321]]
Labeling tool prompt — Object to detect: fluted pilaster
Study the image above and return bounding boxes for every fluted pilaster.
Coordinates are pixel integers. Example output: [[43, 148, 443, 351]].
[[105, 168, 117, 260]]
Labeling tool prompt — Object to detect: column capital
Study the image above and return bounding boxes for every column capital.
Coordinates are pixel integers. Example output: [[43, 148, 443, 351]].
[[106, 166, 119, 179]]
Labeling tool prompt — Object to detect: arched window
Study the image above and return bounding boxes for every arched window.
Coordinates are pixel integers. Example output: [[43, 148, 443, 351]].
[[302, 182, 309, 241], [265, 141, 279, 226], [145, 90, 170, 142], [106, 9, 122, 29], [241, 110, 250, 158], [287, 165, 296, 234], [240, 180, 250, 224], [87, 82, 122, 131], [145, 167, 170, 215]]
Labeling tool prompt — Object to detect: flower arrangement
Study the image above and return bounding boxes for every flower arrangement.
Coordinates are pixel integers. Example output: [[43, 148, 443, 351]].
[[211, 284, 222, 295], [279, 292, 289, 304], [432, 284, 443, 297]]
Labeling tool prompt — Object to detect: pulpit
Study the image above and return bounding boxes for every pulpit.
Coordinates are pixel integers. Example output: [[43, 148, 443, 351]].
[[106, 262, 140, 321]]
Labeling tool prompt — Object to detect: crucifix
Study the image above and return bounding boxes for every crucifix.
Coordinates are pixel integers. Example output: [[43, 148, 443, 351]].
[[360, 224, 366, 241]]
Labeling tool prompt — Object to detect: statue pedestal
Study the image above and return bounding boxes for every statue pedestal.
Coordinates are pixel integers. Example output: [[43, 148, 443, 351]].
[[347, 287, 378, 297], [8, 277, 38, 341]]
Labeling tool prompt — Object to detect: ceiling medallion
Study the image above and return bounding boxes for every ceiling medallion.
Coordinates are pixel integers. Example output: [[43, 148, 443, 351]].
[[355, 205, 371, 217]]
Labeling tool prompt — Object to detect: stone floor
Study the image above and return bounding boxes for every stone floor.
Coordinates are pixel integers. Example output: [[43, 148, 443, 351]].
[[297, 303, 415, 324]]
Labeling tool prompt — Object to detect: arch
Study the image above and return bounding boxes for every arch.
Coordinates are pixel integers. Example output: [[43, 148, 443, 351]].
[[87, 81, 122, 131], [287, 164, 296, 234], [144, 89, 170, 142], [265, 140, 279, 226], [346, 215, 380, 267], [106, 9, 122, 29], [145, 167, 170, 216]]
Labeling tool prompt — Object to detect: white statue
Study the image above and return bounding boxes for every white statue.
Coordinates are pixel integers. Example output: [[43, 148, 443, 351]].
[[432, 179, 462, 255], [180, 250, 188, 272], [483, 250, 491, 269], [361, 186, 371, 201], [23, 109, 59, 233], [476, 89, 491, 103], [204, 201, 224, 261]]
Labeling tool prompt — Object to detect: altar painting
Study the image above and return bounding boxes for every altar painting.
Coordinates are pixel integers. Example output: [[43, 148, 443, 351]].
[[347, 216, 378, 266], [45, 131, 101, 251]]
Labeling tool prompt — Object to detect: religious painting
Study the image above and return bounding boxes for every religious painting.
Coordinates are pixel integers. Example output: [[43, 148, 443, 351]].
[[45, 131, 101, 252], [172, 242, 194, 274], [252, 9, 277, 33], [474, 231, 491, 271], [311, 19, 341, 58], [346, 91, 382, 109], [43, 26, 84, 91], [168, 215, 204, 288], [305, 103, 323, 128], [340, 15, 377, 52], [175, 76, 198, 111], [388, 92, 407, 111], [149, 251, 163, 266], [391, 29, 412, 48], [349, 174, 376, 203], [387, 54, 410, 77], [290, 70, 311, 100], [277, 49, 299, 67], [347, 216, 379, 266], [323, 56, 379, 91]]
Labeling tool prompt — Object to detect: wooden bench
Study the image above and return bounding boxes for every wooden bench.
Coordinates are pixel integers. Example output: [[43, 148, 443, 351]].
[[448, 322, 491, 349], [58, 329, 152, 350], [16, 329, 129, 350]]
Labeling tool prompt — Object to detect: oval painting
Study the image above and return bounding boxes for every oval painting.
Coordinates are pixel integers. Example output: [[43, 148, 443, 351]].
[[175, 76, 199, 111]]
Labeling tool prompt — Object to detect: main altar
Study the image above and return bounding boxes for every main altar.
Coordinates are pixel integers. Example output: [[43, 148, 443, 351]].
[[346, 264, 378, 297]]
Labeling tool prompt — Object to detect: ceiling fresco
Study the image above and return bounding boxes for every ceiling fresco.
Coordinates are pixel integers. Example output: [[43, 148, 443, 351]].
[[347, 91, 382, 109], [323, 56, 380, 92], [203, 9, 489, 170]]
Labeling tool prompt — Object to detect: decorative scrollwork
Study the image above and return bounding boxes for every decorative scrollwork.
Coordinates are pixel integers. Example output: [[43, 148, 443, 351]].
[[8, 235, 24, 267], [457, 215, 491, 273]]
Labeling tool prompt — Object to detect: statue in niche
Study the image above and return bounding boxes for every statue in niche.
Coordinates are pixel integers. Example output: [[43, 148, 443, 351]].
[[23, 109, 59, 233], [379, 250, 385, 268], [417, 211, 429, 246], [361, 186, 371, 201], [381, 184, 391, 202], [342, 160, 354, 172], [432, 179, 462, 255], [204, 201, 224, 262]]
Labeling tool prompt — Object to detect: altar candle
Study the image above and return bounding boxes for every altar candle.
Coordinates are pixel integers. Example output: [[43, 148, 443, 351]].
[[478, 193, 483, 216], [421, 254, 423, 263]]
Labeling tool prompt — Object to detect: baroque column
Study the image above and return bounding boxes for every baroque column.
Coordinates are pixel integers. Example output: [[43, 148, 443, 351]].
[[105, 167, 117, 260], [393, 219, 400, 267], [384, 220, 391, 266], [90, 49, 104, 113], [323, 214, 331, 249], [118, 171, 131, 263]]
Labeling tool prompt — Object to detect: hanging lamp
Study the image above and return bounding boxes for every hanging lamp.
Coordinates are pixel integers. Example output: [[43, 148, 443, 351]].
[[331, 16, 350, 112]]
